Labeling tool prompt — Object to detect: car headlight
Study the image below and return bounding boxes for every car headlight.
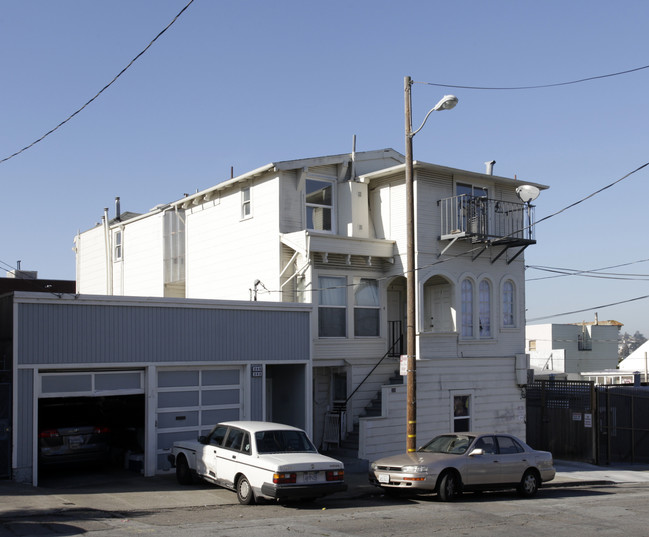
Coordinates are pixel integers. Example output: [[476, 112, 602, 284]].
[[401, 465, 428, 473]]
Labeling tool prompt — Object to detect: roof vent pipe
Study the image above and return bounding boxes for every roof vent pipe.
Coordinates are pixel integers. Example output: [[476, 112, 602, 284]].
[[485, 160, 496, 175], [115, 197, 121, 221]]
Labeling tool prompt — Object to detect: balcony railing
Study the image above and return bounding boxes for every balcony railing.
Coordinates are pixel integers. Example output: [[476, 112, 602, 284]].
[[439, 195, 536, 245]]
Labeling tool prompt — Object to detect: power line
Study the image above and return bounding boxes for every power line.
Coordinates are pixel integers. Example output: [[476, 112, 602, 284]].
[[527, 294, 649, 323], [0, 0, 196, 165], [527, 259, 649, 281], [417, 63, 649, 91]]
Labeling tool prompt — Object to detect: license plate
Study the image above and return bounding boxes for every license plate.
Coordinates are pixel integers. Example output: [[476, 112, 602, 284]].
[[303, 471, 318, 482], [378, 473, 390, 484], [68, 436, 83, 449]]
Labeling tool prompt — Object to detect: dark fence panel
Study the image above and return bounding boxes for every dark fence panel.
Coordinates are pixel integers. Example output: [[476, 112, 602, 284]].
[[598, 386, 649, 464], [526, 380, 596, 463]]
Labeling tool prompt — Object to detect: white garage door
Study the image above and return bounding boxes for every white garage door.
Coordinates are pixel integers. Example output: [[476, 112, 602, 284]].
[[156, 367, 242, 470], [39, 370, 144, 398]]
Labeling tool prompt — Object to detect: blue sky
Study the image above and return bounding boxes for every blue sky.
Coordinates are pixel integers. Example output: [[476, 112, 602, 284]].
[[2, 1, 648, 335]]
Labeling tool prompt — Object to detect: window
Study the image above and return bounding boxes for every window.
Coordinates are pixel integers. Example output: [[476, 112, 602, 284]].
[[502, 280, 515, 327], [496, 435, 524, 454], [164, 210, 185, 284], [354, 279, 379, 337], [529, 340, 537, 351], [456, 183, 488, 235], [461, 279, 474, 337], [479, 280, 491, 338], [453, 395, 471, 432], [306, 178, 333, 232], [318, 276, 346, 337], [113, 230, 123, 261], [241, 186, 251, 219]]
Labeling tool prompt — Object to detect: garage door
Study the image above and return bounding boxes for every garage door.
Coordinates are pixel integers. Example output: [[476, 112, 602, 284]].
[[156, 367, 242, 471], [39, 370, 144, 398]]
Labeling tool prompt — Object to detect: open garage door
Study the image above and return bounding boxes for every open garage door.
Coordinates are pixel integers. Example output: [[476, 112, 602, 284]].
[[37, 370, 145, 483]]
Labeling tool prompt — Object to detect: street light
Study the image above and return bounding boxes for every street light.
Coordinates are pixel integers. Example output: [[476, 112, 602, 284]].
[[404, 76, 458, 453]]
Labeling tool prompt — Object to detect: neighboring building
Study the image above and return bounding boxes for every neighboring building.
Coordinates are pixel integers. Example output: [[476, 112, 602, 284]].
[[75, 148, 547, 460], [525, 320, 622, 380], [617, 340, 649, 379], [2, 291, 311, 485]]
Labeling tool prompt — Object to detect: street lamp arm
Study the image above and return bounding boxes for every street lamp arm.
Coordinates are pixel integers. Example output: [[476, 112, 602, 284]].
[[410, 95, 459, 138]]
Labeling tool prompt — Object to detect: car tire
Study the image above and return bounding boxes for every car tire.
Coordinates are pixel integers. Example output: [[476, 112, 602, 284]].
[[237, 475, 256, 505], [176, 454, 194, 485], [438, 471, 460, 502], [518, 469, 539, 498]]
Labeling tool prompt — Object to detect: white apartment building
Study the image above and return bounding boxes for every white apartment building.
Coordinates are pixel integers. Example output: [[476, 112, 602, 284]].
[[75, 148, 547, 460]]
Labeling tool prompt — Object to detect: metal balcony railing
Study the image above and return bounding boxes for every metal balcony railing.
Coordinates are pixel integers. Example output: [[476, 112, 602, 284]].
[[439, 195, 536, 245]]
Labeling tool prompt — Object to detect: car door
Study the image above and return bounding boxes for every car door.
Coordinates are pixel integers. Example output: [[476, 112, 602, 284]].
[[495, 435, 528, 484], [218, 428, 252, 488], [202, 424, 228, 480], [463, 435, 501, 486]]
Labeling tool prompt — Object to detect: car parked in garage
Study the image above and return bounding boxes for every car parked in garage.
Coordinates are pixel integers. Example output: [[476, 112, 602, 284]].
[[38, 400, 111, 467], [369, 432, 555, 501], [169, 421, 346, 504]]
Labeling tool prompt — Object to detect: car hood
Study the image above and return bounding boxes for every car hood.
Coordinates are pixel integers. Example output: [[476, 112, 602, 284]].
[[373, 451, 460, 467], [261, 452, 344, 471]]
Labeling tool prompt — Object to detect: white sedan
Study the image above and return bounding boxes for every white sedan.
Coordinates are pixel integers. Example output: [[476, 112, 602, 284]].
[[369, 432, 555, 501], [169, 421, 346, 504]]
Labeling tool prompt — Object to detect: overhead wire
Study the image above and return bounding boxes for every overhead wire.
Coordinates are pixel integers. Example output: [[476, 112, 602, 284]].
[[0, 0, 196, 165], [417, 63, 649, 91]]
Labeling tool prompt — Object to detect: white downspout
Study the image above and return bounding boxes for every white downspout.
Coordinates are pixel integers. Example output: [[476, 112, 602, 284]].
[[103, 208, 113, 295]]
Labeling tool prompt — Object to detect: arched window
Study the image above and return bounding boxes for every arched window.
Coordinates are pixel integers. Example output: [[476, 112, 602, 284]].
[[479, 280, 491, 338], [502, 280, 515, 328], [461, 279, 474, 338]]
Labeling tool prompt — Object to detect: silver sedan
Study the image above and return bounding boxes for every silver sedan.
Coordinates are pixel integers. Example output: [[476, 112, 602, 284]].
[[369, 432, 555, 501]]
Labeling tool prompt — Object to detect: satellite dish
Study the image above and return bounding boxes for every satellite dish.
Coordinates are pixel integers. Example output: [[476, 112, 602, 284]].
[[516, 185, 540, 203]]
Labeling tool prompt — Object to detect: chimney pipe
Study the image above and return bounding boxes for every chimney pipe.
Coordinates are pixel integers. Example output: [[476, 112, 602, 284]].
[[115, 197, 121, 221], [485, 160, 496, 175]]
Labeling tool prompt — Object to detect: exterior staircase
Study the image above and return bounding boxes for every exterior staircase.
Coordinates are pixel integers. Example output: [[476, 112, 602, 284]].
[[323, 369, 403, 463]]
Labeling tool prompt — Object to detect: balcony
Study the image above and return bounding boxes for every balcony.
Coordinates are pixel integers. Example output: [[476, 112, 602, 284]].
[[439, 195, 536, 261]]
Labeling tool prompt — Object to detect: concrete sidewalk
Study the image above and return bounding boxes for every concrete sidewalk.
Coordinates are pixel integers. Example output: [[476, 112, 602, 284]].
[[1, 459, 648, 517]]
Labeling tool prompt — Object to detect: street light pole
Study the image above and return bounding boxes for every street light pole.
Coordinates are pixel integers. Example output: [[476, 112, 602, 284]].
[[404, 76, 417, 453], [404, 76, 458, 453]]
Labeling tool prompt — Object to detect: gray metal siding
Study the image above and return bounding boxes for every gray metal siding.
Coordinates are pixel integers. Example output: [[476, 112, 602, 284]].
[[17, 303, 310, 366]]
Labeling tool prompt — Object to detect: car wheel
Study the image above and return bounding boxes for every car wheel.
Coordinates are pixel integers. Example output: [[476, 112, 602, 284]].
[[176, 454, 194, 485], [518, 469, 539, 498], [438, 472, 460, 502], [237, 475, 256, 505]]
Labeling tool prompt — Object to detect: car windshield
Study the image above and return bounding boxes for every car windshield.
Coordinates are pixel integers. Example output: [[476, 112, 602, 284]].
[[255, 430, 317, 454], [418, 434, 475, 455]]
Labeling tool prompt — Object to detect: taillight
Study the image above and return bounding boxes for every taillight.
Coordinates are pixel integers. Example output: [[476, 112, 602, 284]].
[[38, 429, 60, 439], [326, 470, 345, 482], [273, 472, 297, 484], [93, 426, 110, 434]]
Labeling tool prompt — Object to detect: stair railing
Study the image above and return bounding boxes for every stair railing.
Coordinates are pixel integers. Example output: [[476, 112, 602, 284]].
[[343, 334, 403, 408]]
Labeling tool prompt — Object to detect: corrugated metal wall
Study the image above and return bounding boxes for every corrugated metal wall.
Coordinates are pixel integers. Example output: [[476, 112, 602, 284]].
[[16, 302, 310, 366]]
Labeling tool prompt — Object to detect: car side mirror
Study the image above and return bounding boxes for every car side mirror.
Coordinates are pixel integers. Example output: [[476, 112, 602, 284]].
[[198, 435, 209, 445], [468, 448, 484, 457]]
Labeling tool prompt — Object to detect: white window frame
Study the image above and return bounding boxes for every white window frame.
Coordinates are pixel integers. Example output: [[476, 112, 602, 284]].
[[114, 229, 123, 261], [502, 279, 516, 328], [478, 279, 492, 339], [450, 391, 473, 433], [241, 186, 252, 220], [318, 275, 347, 338], [305, 176, 335, 233], [353, 278, 380, 338], [460, 278, 474, 338]]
